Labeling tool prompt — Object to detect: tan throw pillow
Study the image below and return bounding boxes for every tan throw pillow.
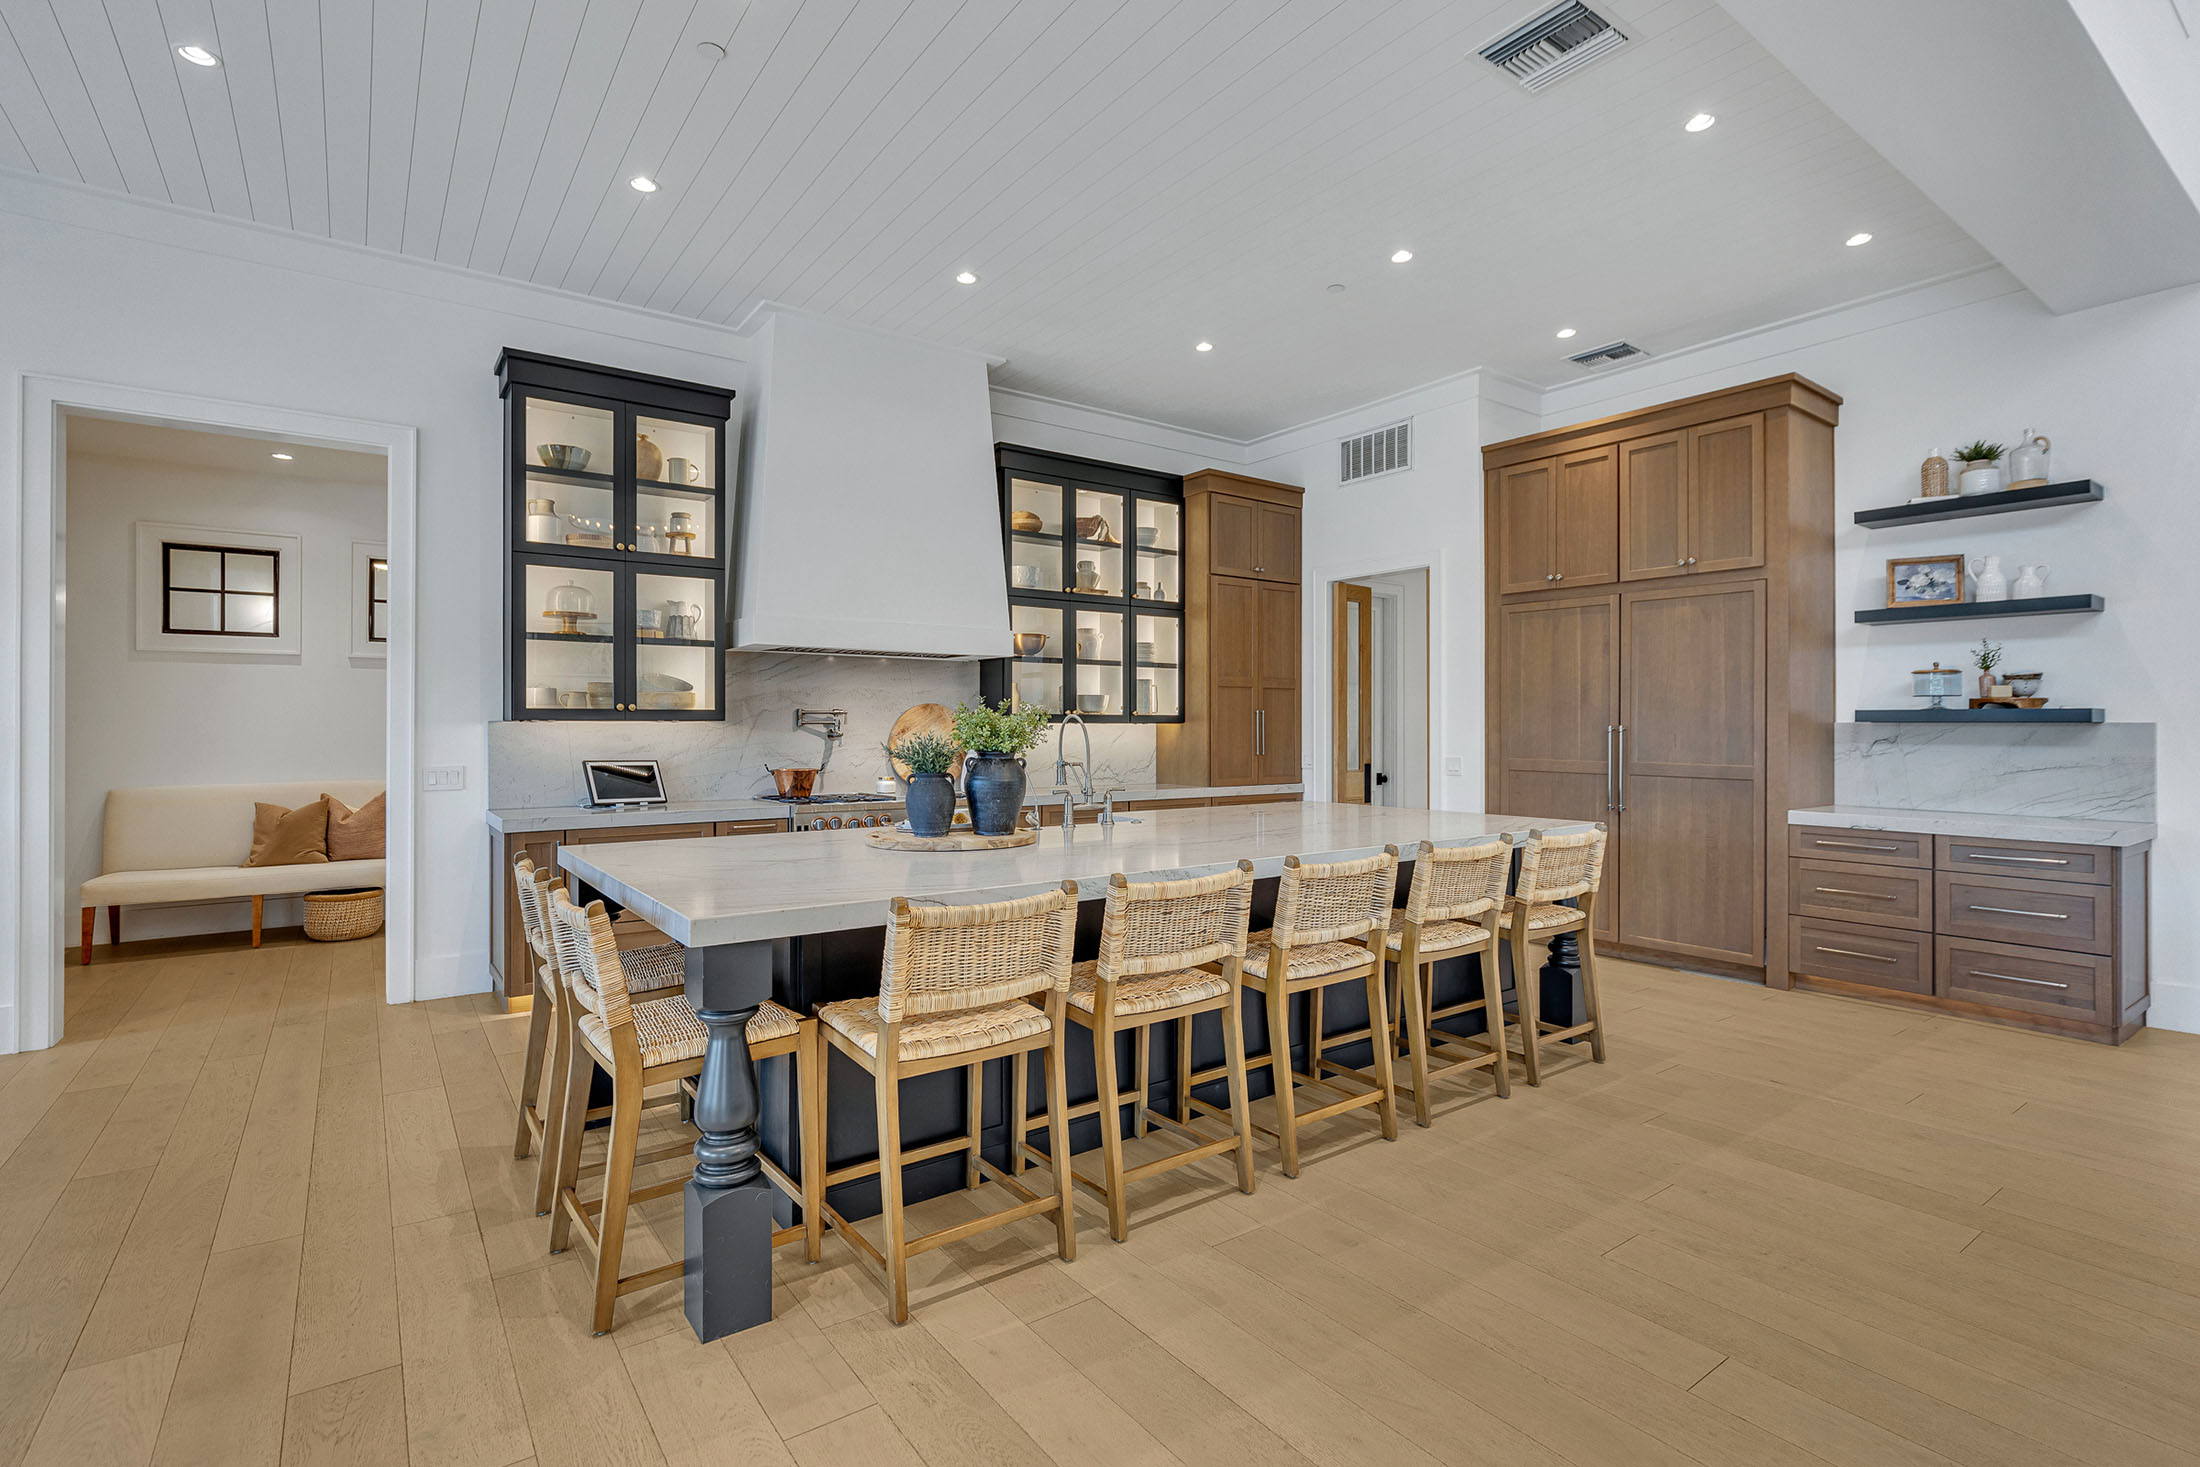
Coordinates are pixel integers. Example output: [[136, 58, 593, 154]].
[[244, 798, 330, 867], [325, 792, 386, 861]]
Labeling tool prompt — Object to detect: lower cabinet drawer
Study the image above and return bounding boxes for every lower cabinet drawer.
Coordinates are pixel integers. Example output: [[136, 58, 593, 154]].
[[1936, 872, 2110, 955], [1789, 859, 1931, 930], [1937, 836, 2110, 886], [1788, 825, 1930, 868], [1937, 937, 2108, 1021], [1788, 917, 1933, 995]]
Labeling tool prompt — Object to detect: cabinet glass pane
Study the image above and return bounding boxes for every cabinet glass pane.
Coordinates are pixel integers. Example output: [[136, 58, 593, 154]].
[[1071, 609, 1125, 717], [524, 472, 616, 549], [1009, 603, 1064, 715], [635, 414, 716, 489], [635, 413, 719, 560], [1132, 500, 1181, 605], [633, 488, 715, 559], [634, 572, 717, 713], [524, 399, 616, 477], [1070, 487, 1126, 597], [1134, 614, 1182, 718], [523, 562, 616, 710]]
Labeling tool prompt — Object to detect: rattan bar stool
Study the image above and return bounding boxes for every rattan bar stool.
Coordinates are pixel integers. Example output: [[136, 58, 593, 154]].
[[544, 889, 820, 1334], [1009, 862, 1259, 1242], [1494, 826, 1610, 1086], [817, 883, 1080, 1324], [1210, 847, 1400, 1178]]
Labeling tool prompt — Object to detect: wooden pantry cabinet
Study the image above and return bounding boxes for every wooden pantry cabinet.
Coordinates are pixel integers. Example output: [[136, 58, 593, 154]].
[[1159, 470, 1304, 787], [1484, 375, 1839, 985]]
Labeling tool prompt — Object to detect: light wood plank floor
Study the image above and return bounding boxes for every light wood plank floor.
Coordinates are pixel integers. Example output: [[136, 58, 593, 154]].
[[8, 930, 2200, 1467]]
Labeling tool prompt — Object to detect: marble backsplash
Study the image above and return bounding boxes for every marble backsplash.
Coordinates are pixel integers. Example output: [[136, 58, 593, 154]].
[[1831, 722, 2154, 820], [488, 651, 1159, 809]]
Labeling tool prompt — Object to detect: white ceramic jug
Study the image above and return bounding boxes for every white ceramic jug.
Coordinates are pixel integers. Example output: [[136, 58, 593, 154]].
[[2011, 562, 2049, 599], [1969, 555, 2009, 602]]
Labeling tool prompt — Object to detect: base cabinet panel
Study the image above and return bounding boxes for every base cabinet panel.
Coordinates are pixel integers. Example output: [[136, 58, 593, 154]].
[[1788, 916, 1932, 995], [1937, 936, 2110, 1022]]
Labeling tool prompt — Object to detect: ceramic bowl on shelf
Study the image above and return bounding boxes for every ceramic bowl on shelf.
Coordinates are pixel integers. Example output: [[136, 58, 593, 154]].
[[1013, 564, 1043, 588], [1137, 525, 1159, 547], [1010, 509, 1044, 533], [1077, 693, 1105, 714], [525, 685, 560, 709], [1012, 631, 1048, 656], [536, 444, 592, 471], [2006, 673, 2044, 697]]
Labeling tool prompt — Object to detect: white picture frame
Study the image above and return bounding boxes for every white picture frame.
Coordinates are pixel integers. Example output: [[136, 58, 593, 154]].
[[133, 520, 303, 658], [351, 540, 390, 662]]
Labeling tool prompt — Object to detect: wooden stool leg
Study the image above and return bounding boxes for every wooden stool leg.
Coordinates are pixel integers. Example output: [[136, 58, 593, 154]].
[[1010, 1051, 1030, 1176], [1401, 955, 1434, 1128], [1579, 924, 1607, 1063], [1363, 968, 1399, 1141], [251, 894, 264, 948], [1221, 986, 1257, 1195], [1511, 925, 1542, 1087], [590, 1065, 644, 1334], [1133, 1022, 1151, 1139], [874, 1061, 911, 1324], [1176, 1014, 1194, 1125], [1480, 950, 1512, 1100], [1044, 1018, 1077, 1262], [79, 907, 93, 966], [532, 996, 571, 1216], [547, 1041, 594, 1252], [1306, 986, 1324, 1084], [800, 1024, 825, 1262], [1094, 1014, 1130, 1242], [108, 906, 122, 947], [513, 986, 553, 1159], [1266, 980, 1300, 1178], [965, 1060, 984, 1190]]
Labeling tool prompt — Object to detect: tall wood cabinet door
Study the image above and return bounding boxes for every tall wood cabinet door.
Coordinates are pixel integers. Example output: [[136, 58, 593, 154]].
[[1552, 446, 1618, 588], [1617, 581, 1766, 965], [1208, 495, 1264, 579], [1688, 414, 1764, 574], [1210, 576, 1261, 784], [1497, 594, 1621, 941], [1256, 582, 1301, 782], [1618, 432, 1689, 581], [1257, 504, 1300, 582], [1494, 458, 1557, 595]]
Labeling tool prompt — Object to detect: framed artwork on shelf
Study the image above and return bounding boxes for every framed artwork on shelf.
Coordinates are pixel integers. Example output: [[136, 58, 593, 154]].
[[1886, 554, 1965, 607]]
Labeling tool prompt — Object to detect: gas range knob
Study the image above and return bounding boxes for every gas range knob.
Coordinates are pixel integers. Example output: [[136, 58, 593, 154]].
[[824, 815, 843, 829]]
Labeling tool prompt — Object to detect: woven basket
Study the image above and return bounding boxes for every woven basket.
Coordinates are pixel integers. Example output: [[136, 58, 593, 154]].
[[304, 887, 384, 942]]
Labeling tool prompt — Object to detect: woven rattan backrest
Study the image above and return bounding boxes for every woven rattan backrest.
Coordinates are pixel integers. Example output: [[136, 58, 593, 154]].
[[1404, 838, 1512, 924], [1097, 861, 1255, 982], [878, 881, 1078, 1023], [1514, 826, 1608, 904], [549, 888, 633, 1029], [1271, 846, 1399, 948], [513, 856, 555, 962]]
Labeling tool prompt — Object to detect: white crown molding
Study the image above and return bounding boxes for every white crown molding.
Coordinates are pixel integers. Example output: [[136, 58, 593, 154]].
[[732, 298, 1008, 368], [988, 386, 1249, 462]]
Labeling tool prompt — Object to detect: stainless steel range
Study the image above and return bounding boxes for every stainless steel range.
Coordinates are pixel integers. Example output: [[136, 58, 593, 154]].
[[761, 792, 903, 831]]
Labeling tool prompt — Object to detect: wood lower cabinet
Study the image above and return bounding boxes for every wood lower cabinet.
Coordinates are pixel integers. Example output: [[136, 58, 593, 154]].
[[1497, 594, 1620, 943]]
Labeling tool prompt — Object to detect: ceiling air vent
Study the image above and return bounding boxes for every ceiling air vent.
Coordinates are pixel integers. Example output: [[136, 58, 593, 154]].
[[1340, 421, 1410, 483], [1566, 339, 1648, 368], [1479, 3, 1628, 92]]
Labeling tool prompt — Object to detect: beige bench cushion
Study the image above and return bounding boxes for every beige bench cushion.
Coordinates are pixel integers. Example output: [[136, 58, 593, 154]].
[[101, 780, 383, 875], [82, 858, 386, 908]]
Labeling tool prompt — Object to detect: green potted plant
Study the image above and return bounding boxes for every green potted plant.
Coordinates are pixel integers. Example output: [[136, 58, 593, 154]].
[[887, 733, 960, 838], [1953, 439, 2006, 497], [1972, 637, 2004, 699], [951, 699, 1051, 835]]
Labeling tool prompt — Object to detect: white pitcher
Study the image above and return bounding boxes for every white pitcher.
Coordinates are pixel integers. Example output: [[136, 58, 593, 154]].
[[2011, 562, 2049, 599], [1969, 555, 2009, 602]]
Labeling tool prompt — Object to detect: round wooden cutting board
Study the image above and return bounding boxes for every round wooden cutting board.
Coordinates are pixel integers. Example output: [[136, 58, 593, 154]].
[[864, 826, 1037, 851], [886, 702, 960, 780]]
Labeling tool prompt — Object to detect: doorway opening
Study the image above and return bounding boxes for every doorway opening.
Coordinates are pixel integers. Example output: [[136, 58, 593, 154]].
[[1330, 567, 1430, 807]]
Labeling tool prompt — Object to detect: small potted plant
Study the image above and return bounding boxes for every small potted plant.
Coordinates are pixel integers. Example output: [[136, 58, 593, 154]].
[[1972, 637, 2004, 699], [1953, 439, 2006, 497], [887, 733, 961, 838], [952, 699, 1051, 836]]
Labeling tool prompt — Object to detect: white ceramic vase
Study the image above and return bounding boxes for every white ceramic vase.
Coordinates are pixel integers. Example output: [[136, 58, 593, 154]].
[[2011, 563, 2049, 599], [1958, 462, 2006, 496], [1969, 555, 2009, 602]]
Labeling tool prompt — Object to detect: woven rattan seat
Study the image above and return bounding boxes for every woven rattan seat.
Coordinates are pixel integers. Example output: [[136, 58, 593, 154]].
[[1496, 902, 1584, 932], [1067, 959, 1231, 1017], [819, 995, 1051, 1062], [1382, 912, 1491, 954], [1366, 838, 1518, 1125], [1241, 936, 1374, 981], [578, 995, 801, 1068]]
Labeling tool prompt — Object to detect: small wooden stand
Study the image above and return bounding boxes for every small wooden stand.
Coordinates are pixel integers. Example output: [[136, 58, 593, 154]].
[[864, 827, 1037, 852], [1969, 696, 2049, 710]]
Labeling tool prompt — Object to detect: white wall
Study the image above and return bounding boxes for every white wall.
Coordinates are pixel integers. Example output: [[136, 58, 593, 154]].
[[64, 443, 387, 941]]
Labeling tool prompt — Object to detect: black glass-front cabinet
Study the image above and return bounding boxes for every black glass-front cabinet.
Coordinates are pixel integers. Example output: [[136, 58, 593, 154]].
[[497, 350, 734, 721], [980, 445, 1184, 723]]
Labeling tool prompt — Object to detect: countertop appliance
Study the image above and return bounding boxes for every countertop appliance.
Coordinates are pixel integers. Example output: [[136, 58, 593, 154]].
[[761, 791, 904, 830]]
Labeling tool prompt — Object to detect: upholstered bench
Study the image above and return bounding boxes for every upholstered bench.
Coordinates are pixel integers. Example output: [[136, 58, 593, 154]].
[[79, 780, 385, 962]]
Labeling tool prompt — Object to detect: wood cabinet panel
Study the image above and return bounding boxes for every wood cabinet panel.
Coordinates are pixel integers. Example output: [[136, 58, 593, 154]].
[[1789, 916, 1933, 994], [493, 830, 564, 1002], [1788, 826, 1930, 868], [1495, 459, 1558, 595], [1936, 872, 2111, 956], [1209, 495, 1264, 578], [1937, 935, 2109, 1021], [1502, 769, 1619, 943], [1789, 859, 1931, 931], [1258, 503, 1300, 582], [1553, 447, 1618, 588], [1618, 432, 1689, 581], [1620, 773, 1763, 963], [1688, 414, 1765, 574], [715, 819, 787, 836], [1209, 576, 1260, 784], [1937, 836, 2110, 885], [1256, 582, 1300, 782], [569, 822, 715, 845], [1499, 595, 1619, 775]]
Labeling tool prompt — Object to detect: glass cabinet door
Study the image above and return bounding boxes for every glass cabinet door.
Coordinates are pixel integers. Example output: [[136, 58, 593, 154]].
[[521, 561, 619, 714], [519, 397, 618, 553], [1007, 475, 1065, 595], [1008, 604, 1064, 715], [1069, 608, 1126, 718], [632, 412, 720, 561], [1132, 496, 1182, 606], [632, 570, 718, 714], [1134, 613, 1182, 718], [1070, 486, 1127, 598]]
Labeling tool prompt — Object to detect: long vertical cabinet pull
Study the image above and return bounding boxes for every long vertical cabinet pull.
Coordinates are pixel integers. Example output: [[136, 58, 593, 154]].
[[1254, 709, 1264, 757], [1614, 725, 1626, 813], [1605, 726, 1617, 812]]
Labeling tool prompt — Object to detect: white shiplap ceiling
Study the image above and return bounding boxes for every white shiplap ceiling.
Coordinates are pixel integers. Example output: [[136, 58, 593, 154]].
[[0, 0, 1990, 439]]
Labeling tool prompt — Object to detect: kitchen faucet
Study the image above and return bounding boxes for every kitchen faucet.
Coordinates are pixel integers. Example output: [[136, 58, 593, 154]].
[[1054, 711, 1095, 803]]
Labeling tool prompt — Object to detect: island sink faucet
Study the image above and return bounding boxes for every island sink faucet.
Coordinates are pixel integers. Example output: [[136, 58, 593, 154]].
[[1054, 711, 1095, 803]]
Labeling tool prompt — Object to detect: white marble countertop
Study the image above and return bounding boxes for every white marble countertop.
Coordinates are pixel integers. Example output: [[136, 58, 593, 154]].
[[560, 802, 1585, 947], [488, 781, 1304, 835], [1789, 805, 2157, 849]]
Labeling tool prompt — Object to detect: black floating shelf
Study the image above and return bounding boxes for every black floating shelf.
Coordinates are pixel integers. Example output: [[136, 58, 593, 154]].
[[1855, 594, 2105, 626], [525, 631, 612, 643], [1854, 479, 2101, 527], [1854, 707, 2105, 724]]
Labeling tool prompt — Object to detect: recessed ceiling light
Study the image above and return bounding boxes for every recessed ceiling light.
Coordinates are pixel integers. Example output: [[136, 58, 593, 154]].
[[1195, 341, 1213, 352], [954, 270, 978, 285], [629, 175, 659, 193], [1846, 231, 1873, 247], [1327, 283, 1346, 294], [270, 452, 294, 461], [1555, 327, 1578, 339], [1684, 112, 1715, 132], [176, 44, 219, 67], [1390, 249, 1413, 264]]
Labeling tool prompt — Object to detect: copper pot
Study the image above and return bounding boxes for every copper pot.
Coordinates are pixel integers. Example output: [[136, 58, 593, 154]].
[[768, 767, 820, 798]]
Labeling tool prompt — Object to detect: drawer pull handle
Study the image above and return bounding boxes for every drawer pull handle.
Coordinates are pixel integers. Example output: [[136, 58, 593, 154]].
[[1967, 904, 2069, 921], [1815, 887, 1897, 900], [1969, 969, 2070, 990], [1965, 853, 2070, 865], [1814, 945, 1897, 964], [1812, 839, 1900, 851]]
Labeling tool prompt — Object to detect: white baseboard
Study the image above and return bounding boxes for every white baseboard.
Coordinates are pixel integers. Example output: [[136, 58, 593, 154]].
[[2148, 981, 2199, 1036], [412, 949, 493, 1003], [0, 1001, 15, 1054]]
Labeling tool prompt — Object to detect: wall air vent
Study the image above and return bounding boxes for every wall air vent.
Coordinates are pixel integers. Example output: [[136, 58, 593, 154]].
[[1340, 420, 1411, 483], [1566, 339, 1648, 368], [1478, 3, 1628, 92]]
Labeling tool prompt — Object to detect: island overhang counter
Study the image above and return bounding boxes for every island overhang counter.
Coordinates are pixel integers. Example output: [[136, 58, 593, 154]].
[[557, 801, 1593, 1340]]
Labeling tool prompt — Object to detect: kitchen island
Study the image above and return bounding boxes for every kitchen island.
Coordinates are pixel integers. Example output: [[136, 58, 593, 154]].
[[559, 801, 1592, 1340]]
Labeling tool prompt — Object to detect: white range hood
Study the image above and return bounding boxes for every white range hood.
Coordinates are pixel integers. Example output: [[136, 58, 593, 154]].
[[733, 307, 1009, 659]]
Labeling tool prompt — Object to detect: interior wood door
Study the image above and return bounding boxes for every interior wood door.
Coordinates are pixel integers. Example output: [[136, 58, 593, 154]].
[[1617, 581, 1766, 965], [1494, 458, 1557, 595], [1618, 432, 1689, 582], [1257, 503, 1300, 582], [1210, 576, 1260, 783], [1256, 582, 1300, 782], [1331, 582, 1372, 802], [1497, 594, 1620, 941], [1208, 495, 1263, 579], [1688, 413, 1765, 574], [1552, 446, 1618, 588]]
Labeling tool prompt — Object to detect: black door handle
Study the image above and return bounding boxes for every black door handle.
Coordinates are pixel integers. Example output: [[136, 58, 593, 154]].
[[1374, 770, 1388, 785]]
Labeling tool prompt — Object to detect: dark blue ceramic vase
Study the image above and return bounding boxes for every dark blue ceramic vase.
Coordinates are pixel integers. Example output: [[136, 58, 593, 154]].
[[963, 754, 1026, 836], [905, 773, 955, 838]]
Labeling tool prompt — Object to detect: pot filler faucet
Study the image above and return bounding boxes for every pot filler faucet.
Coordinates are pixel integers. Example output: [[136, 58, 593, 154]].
[[795, 707, 848, 770]]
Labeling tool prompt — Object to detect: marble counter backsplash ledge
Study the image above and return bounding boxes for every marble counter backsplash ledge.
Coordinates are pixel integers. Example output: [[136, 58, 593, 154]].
[[1831, 721, 2154, 822]]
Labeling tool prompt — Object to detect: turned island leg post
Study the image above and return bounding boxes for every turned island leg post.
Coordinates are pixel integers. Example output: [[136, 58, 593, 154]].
[[683, 939, 777, 1341]]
